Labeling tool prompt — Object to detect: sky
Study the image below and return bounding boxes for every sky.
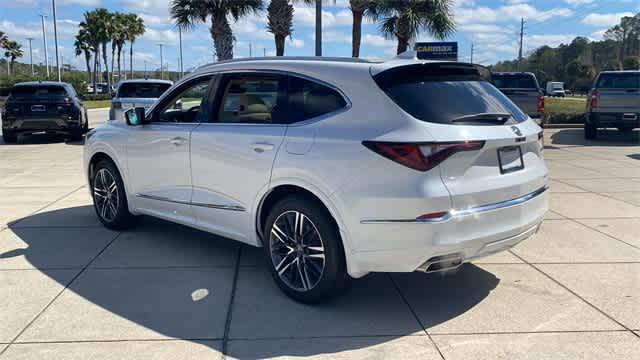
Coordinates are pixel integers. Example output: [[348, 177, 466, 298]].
[[1, 0, 638, 72]]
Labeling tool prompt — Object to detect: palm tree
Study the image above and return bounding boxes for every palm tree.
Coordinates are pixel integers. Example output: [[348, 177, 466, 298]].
[[110, 12, 126, 83], [350, 0, 371, 57], [0, 31, 8, 49], [267, 0, 293, 56], [124, 14, 145, 78], [79, 10, 106, 93], [74, 29, 93, 82], [4, 40, 23, 76], [368, 0, 455, 55], [171, 0, 263, 61]]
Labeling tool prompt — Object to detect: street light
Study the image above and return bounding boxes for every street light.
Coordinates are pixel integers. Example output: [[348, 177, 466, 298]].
[[26, 37, 34, 76], [178, 27, 183, 78], [39, 14, 50, 78], [51, 0, 61, 82], [157, 43, 164, 80]]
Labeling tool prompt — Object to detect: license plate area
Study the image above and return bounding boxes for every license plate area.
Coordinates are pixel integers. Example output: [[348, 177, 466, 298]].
[[498, 146, 524, 174], [31, 105, 46, 112]]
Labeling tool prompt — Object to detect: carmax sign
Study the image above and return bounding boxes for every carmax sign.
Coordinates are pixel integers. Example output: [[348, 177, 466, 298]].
[[415, 42, 458, 61]]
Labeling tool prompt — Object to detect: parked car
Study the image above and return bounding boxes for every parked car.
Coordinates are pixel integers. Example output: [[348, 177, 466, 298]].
[[84, 56, 548, 303], [2, 81, 88, 143], [546, 81, 565, 97], [0, 87, 11, 109], [492, 72, 545, 124], [585, 70, 640, 139], [109, 79, 173, 121]]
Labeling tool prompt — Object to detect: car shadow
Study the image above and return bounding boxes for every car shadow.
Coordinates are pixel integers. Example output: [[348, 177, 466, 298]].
[[5, 206, 499, 357], [550, 128, 640, 147]]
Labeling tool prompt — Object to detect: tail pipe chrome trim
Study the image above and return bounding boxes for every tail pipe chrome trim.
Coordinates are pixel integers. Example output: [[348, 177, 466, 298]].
[[361, 185, 549, 224], [415, 253, 464, 273]]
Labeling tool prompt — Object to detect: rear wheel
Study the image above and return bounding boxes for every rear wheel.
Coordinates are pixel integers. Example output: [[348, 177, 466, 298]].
[[264, 196, 350, 303], [2, 130, 17, 143], [92, 160, 137, 230], [618, 127, 634, 134], [585, 122, 597, 139]]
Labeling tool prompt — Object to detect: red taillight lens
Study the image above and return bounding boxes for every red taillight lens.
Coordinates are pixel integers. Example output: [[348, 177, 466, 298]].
[[590, 89, 598, 108], [537, 95, 545, 113], [362, 140, 485, 172]]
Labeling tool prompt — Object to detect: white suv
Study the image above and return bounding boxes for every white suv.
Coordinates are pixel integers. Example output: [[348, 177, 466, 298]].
[[84, 55, 548, 303]]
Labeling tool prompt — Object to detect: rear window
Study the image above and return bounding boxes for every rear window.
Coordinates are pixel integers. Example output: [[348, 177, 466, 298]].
[[374, 64, 528, 125], [596, 73, 640, 89], [117, 82, 171, 98], [492, 74, 538, 89], [11, 85, 68, 99]]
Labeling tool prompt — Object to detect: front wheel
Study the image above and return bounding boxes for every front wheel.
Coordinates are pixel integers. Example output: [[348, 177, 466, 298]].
[[92, 160, 137, 230], [2, 130, 17, 143], [264, 196, 350, 303]]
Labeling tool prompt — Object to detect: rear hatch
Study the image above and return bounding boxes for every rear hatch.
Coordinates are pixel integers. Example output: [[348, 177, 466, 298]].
[[492, 73, 542, 116], [114, 82, 171, 110], [593, 72, 640, 113], [6, 85, 74, 121], [372, 63, 547, 209]]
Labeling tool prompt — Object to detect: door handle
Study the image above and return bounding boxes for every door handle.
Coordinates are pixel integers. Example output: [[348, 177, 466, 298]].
[[169, 136, 187, 146], [251, 142, 275, 153]]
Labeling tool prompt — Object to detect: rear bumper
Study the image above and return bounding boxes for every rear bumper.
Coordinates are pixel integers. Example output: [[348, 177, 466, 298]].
[[349, 185, 548, 275], [588, 112, 640, 128], [2, 117, 83, 134]]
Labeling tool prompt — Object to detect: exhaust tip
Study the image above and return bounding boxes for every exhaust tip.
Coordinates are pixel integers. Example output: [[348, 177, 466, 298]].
[[416, 253, 464, 273]]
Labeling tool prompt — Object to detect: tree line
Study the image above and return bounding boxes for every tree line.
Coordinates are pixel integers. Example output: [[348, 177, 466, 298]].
[[491, 13, 639, 91]]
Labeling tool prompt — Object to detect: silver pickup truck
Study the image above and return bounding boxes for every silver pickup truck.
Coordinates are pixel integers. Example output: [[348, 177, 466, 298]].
[[585, 71, 640, 139], [492, 72, 544, 125]]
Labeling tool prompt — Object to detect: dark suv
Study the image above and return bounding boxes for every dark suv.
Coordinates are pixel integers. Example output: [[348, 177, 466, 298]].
[[1, 81, 88, 143], [585, 71, 640, 139]]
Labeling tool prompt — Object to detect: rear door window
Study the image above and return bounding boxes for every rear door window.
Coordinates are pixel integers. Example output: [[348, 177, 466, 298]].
[[492, 74, 538, 89], [596, 73, 640, 89], [374, 64, 528, 125], [213, 73, 287, 124], [117, 82, 171, 98], [11, 85, 68, 99], [286, 76, 347, 124]]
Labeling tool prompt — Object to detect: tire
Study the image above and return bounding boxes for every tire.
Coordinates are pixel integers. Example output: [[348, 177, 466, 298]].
[[92, 160, 138, 230], [585, 122, 597, 139], [264, 195, 350, 303], [2, 130, 17, 143], [618, 127, 633, 134]]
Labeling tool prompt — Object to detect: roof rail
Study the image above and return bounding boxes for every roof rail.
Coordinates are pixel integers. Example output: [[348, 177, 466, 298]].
[[194, 56, 378, 71]]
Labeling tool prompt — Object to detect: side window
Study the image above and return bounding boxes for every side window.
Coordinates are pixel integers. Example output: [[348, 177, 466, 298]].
[[213, 74, 286, 124], [287, 76, 347, 124], [156, 77, 212, 123]]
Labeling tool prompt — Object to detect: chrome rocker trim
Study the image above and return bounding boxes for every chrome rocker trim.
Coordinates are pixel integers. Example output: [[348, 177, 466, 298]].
[[135, 193, 246, 212], [361, 185, 548, 224]]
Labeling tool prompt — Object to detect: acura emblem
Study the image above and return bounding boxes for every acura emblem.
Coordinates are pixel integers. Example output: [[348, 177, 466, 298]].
[[511, 126, 522, 136]]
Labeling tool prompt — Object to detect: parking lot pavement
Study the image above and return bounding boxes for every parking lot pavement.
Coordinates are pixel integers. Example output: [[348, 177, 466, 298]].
[[0, 124, 639, 359]]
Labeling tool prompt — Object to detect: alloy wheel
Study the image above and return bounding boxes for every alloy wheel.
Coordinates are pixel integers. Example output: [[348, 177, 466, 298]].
[[93, 168, 119, 222], [269, 210, 326, 292]]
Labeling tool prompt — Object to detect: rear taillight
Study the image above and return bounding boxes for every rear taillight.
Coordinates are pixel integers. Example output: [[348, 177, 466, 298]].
[[362, 140, 485, 172], [537, 95, 545, 113], [590, 89, 598, 108], [112, 101, 122, 109]]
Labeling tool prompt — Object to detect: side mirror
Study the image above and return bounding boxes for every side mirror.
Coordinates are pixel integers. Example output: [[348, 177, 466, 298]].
[[125, 107, 146, 126], [174, 99, 183, 110]]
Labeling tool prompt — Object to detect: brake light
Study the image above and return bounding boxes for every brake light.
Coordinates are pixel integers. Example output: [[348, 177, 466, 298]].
[[537, 95, 545, 113], [362, 140, 485, 172], [590, 89, 598, 108], [112, 101, 122, 109]]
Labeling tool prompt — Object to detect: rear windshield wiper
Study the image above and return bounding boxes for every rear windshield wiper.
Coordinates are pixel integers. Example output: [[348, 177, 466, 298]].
[[451, 113, 512, 124]]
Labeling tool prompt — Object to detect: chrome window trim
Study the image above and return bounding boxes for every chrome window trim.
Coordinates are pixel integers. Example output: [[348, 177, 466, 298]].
[[360, 185, 548, 224], [135, 193, 246, 212]]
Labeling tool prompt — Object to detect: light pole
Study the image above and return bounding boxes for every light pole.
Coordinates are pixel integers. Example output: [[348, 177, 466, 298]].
[[40, 14, 50, 78], [26, 37, 34, 76], [178, 27, 183, 78], [315, 0, 322, 56], [157, 43, 164, 79], [51, 0, 61, 82]]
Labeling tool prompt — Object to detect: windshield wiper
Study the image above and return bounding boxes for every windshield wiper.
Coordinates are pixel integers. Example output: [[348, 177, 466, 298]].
[[451, 113, 512, 124]]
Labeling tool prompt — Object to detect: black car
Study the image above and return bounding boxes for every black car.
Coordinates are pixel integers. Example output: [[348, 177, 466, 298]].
[[1, 81, 89, 143]]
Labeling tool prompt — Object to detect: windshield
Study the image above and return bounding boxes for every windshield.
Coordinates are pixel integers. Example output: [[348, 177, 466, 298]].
[[492, 74, 538, 89], [117, 82, 171, 98], [10, 85, 68, 99], [374, 64, 528, 125], [596, 73, 640, 89]]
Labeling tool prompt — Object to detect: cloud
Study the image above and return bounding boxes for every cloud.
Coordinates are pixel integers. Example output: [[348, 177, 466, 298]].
[[526, 34, 577, 48], [287, 38, 305, 48], [58, 0, 100, 5], [140, 13, 172, 27], [455, 3, 571, 24], [362, 34, 395, 48], [142, 28, 179, 43], [294, 6, 352, 28], [582, 12, 633, 27], [564, 0, 594, 6], [590, 29, 607, 41]]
